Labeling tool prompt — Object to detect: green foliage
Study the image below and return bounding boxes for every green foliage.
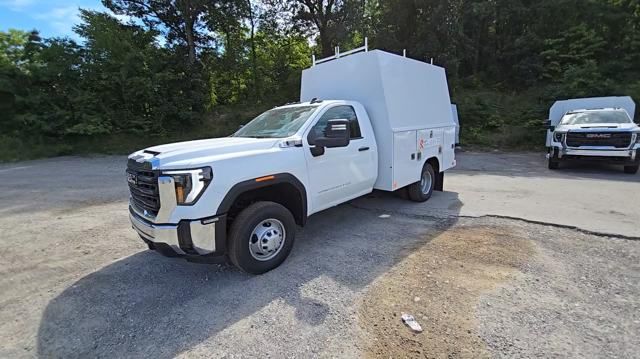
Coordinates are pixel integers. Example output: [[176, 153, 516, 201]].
[[453, 89, 549, 150], [0, 29, 29, 67], [1, 0, 640, 161]]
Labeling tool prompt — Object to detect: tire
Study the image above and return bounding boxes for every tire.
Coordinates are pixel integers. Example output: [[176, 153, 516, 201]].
[[227, 201, 296, 274], [548, 148, 560, 170], [547, 148, 560, 170], [624, 164, 639, 174], [407, 162, 436, 202]]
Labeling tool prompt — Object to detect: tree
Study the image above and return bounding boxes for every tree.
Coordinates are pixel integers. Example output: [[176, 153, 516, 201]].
[[376, 0, 463, 73], [3, 0, 640, 160], [285, 0, 361, 56], [102, 0, 208, 65], [0, 29, 29, 67], [74, 9, 209, 133]]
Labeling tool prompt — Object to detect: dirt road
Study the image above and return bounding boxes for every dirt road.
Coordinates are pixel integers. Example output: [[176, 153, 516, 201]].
[[0, 153, 638, 358]]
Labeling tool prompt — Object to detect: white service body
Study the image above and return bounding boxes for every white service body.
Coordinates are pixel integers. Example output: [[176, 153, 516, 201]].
[[301, 49, 457, 191]]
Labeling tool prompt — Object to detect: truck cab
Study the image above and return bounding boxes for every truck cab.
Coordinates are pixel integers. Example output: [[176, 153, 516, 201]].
[[545, 97, 639, 174], [127, 47, 457, 274]]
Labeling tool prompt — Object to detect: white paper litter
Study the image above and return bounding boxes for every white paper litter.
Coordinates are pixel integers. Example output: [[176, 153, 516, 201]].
[[401, 313, 423, 333]]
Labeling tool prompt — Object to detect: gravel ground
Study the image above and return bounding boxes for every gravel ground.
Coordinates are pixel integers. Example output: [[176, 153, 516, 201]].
[[355, 215, 639, 358], [0, 153, 638, 358], [477, 219, 640, 358], [358, 222, 535, 358]]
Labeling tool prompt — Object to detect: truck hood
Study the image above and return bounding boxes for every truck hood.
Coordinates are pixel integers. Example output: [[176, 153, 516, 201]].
[[557, 123, 639, 132], [130, 137, 281, 169]]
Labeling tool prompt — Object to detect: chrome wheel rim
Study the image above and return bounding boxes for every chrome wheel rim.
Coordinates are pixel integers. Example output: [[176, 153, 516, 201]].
[[420, 170, 433, 195], [249, 219, 286, 261]]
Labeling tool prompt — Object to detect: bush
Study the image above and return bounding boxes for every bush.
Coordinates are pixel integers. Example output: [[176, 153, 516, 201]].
[[453, 88, 549, 150]]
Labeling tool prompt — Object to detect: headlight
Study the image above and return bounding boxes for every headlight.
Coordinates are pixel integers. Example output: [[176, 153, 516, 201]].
[[553, 132, 565, 143], [162, 167, 213, 205], [635, 133, 640, 144]]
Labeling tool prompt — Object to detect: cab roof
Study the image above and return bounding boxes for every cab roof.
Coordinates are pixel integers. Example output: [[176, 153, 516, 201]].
[[276, 100, 347, 109], [549, 96, 635, 125]]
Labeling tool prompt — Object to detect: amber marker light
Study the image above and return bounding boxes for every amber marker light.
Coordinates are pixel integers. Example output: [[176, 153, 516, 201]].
[[255, 175, 275, 182], [175, 184, 185, 203]]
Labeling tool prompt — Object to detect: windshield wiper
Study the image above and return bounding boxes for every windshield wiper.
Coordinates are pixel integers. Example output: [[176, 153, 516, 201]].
[[234, 135, 273, 139]]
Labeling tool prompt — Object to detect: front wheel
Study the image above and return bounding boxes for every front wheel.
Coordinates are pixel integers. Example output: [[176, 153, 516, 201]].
[[407, 163, 436, 202], [228, 201, 296, 274], [548, 148, 560, 170]]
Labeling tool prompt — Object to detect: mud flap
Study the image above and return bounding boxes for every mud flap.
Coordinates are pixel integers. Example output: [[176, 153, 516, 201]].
[[435, 172, 444, 192]]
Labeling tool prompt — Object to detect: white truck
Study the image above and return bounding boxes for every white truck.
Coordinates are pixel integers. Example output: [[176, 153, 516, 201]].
[[126, 46, 457, 274], [545, 96, 639, 174]]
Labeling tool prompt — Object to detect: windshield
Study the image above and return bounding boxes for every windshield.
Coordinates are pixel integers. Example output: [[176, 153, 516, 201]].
[[234, 106, 319, 138], [560, 110, 632, 125]]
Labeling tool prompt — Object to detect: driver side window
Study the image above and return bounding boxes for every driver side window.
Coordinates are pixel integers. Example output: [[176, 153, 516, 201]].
[[308, 105, 362, 145]]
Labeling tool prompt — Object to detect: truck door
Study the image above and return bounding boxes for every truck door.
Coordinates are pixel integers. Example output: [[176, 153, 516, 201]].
[[304, 104, 376, 213]]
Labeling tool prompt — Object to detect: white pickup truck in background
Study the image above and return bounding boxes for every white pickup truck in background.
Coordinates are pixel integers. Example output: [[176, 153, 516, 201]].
[[126, 45, 457, 274], [545, 96, 639, 174]]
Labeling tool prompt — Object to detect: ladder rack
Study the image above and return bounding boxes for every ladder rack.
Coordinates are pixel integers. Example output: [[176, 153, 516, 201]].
[[312, 38, 368, 66]]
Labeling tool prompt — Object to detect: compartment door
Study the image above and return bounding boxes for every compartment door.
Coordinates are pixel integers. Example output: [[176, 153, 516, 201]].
[[441, 126, 457, 170], [392, 131, 418, 190]]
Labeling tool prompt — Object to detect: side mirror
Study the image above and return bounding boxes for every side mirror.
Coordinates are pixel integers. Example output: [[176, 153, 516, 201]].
[[315, 119, 350, 148], [543, 119, 555, 132]]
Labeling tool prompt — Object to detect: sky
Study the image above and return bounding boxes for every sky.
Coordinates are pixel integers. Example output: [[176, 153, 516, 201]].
[[0, 0, 110, 40]]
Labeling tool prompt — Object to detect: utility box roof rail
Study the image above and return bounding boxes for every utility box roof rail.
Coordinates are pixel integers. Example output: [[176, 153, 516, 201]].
[[311, 38, 431, 67], [312, 38, 369, 66]]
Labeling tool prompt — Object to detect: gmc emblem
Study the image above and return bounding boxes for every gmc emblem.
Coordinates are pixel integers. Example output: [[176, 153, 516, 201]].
[[586, 133, 611, 139], [127, 172, 137, 185]]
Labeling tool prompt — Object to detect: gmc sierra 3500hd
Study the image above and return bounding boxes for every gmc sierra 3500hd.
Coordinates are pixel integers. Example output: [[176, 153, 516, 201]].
[[126, 45, 457, 274], [545, 97, 639, 174]]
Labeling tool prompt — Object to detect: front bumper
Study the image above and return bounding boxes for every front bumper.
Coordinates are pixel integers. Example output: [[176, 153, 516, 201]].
[[129, 206, 227, 263], [548, 147, 640, 165]]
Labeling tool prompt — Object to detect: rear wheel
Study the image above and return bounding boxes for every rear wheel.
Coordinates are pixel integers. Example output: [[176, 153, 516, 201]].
[[228, 201, 296, 274], [407, 163, 436, 202], [624, 164, 639, 174]]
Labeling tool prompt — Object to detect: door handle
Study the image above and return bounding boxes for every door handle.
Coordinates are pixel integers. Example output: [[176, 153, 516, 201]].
[[358, 147, 370, 152]]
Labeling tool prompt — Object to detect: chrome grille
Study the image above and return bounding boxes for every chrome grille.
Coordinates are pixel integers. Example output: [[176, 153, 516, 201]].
[[566, 132, 632, 148], [127, 159, 160, 216]]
